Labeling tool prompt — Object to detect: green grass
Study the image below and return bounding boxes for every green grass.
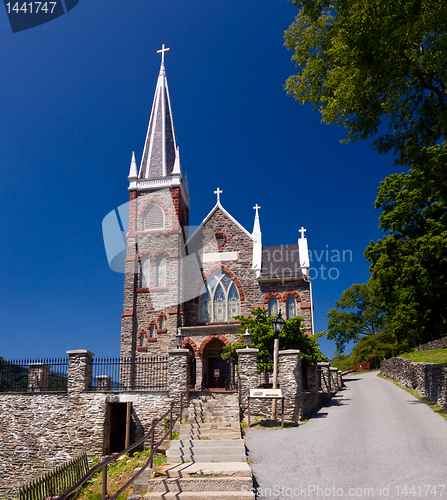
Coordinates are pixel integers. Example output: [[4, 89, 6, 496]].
[[378, 374, 447, 421], [399, 348, 447, 366], [75, 450, 166, 500]]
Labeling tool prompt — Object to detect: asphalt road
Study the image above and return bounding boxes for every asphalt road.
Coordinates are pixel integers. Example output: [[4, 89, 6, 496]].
[[245, 372, 447, 500]]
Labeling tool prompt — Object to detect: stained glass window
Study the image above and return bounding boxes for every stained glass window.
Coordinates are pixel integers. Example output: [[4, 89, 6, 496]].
[[286, 296, 296, 319], [156, 255, 166, 286], [199, 271, 241, 322], [268, 297, 279, 317], [141, 257, 150, 288]]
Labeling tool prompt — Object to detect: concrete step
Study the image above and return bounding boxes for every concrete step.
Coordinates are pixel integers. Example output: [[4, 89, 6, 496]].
[[158, 462, 253, 479], [178, 432, 241, 440], [168, 439, 245, 449], [145, 477, 253, 493], [142, 492, 255, 499], [166, 454, 246, 463], [181, 423, 240, 430]]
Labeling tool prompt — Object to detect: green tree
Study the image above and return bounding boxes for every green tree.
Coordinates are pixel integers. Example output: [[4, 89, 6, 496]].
[[325, 282, 386, 352], [222, 307, 328, 371], [365, 163, 447, 344], [284, 0, 447, 166]]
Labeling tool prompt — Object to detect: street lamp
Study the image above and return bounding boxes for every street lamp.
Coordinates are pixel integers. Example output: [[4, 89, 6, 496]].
[[176, 328, 184, 349], [271, 310, 285, 420], [243, 328, 252, 348]]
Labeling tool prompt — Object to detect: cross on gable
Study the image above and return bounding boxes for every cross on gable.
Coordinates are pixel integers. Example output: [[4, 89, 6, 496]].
[[253, 204, 261, 216], [299, 227, 307, 239], [214, 187, 223, 203], [157, 44, 170, 64]]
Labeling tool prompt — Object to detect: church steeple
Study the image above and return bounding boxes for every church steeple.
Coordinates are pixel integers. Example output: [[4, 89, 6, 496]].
[[139, 44, 177, 180]]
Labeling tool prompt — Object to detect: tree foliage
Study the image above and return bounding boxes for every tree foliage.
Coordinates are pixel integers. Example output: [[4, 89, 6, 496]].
[[222, 307, 328, 371], [325, 282, 386, 352], [284, 0, 447, 166], [365, 161, 447, 344]]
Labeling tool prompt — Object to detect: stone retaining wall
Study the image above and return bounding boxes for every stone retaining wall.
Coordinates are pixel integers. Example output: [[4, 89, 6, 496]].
[[418, 337, 447, 351], [380, 357, 447, 409]]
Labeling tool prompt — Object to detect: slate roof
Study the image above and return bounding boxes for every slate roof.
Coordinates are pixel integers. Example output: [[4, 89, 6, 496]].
[[260, 244, 304, 281], [139, 62, 177, 179]]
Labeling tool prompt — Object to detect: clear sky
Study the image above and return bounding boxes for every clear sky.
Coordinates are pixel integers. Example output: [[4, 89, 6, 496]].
[[0, 0, 397, 361]]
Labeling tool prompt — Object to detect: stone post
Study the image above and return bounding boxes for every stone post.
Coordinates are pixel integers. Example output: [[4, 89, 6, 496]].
[[278, 350, 302, 422], [337, 370, 343, 390], [330, 367, 338, 393], [318, 362, 331, 393], [67, 350, 94, 396], [96, 375, 112, 391], [27, 363, 50, 393], [238, 348, 259, 418], [168, 349, 189, 398], [307, 363, 319, 393]]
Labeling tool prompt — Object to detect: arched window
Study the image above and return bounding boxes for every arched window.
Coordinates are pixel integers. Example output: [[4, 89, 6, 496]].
[[268, 297, 279, 317], [199, 271, 240, 323], [159, 315, 165, 330], [286, 296, 296, 319], [144, 204, 164, 231], [141, 257, 150, 288], [156, 256, 166, 287], [140, 331, 148, 346], [150, 324, 156, 338]]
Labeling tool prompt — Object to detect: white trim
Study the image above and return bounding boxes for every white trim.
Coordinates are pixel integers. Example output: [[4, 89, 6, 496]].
[[201, 252, 238, 263]]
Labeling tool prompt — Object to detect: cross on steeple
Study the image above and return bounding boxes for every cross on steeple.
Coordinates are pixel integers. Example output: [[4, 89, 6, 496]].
[[214, 187, 223, 203], [157, 44, 170, 64], [299, 227, 307, 239], [253, 204, 261, 217]]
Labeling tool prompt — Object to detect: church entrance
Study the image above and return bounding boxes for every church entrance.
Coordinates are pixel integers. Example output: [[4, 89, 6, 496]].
[[203, 339, 230, 389]]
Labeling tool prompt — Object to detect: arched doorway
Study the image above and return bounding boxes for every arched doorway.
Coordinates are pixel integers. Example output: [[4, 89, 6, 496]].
[[201, 337, 230, 389]]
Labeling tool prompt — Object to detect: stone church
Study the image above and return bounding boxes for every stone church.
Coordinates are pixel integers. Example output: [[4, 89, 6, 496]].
[[120, 46, 314, 391]]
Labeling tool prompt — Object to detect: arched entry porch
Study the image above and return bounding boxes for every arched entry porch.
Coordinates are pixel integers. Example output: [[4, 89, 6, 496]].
[[199, 334, 231, 390]]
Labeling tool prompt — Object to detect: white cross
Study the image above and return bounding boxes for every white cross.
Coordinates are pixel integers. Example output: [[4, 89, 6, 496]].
[[299, 226, 307, 239], [157, 44, 170, 64], [253, 204, 261, 216], [214, 187, 223, 203]]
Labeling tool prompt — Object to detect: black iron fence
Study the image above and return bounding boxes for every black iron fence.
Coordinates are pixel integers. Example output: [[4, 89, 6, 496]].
[[0, 358, 68, 393], [18, 450, 89, 500], [90, 356, 168, 391]]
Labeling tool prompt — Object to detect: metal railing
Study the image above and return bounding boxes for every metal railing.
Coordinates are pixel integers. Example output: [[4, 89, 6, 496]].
[[0, 358, 68, 393], [44, 388, 190, 500], [90, 356, 168, 391], [18, 451, 89, 500]]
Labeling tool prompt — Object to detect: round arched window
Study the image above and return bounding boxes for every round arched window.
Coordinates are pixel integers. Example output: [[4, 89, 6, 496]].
[[199, 271, 240, 322]]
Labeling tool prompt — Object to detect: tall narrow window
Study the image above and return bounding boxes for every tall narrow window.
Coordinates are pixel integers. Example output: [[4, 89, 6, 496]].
[[286, 296, 296, 319], [156, 256, 166, 287], [199, 271, 240, 323], [268, 297, 279, 317], [140, 331, 148, 346], [141, 257, 150, 288], [144, 204, 164, 231], [159, 316, 165, 330], [150, 324, 156, 338]]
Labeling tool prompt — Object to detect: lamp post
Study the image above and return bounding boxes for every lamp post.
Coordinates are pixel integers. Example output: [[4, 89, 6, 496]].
[[271, 309, 286, 420], [176, 328, 184, 349], [243, 328, 252, 348]]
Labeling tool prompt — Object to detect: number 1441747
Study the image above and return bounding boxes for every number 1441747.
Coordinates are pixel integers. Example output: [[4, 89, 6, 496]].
[[5, 2, 58, 14]]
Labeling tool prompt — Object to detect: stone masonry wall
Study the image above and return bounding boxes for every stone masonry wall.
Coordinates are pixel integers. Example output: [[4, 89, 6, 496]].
[[380, 357, 447, 409], [418, 337, 447, 351]]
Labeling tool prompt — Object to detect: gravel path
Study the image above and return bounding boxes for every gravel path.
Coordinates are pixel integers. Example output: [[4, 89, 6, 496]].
[[245, 372, 447, 499]]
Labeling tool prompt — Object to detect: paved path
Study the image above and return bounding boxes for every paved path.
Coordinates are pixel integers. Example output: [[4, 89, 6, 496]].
[[245, 372, 447, 499]]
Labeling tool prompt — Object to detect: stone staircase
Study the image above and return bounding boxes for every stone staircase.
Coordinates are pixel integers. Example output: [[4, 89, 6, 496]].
[[132, 392, 255, 500]]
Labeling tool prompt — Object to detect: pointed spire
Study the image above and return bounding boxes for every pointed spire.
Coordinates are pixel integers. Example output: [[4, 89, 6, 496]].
[[252, 204, 262, 278], [128, 151, 138, 190], [139, 45, 177, 180], [172, 146, 182, 176]]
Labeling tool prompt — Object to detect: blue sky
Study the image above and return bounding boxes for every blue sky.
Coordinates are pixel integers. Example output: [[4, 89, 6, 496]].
[[0, 0, 397, 360]]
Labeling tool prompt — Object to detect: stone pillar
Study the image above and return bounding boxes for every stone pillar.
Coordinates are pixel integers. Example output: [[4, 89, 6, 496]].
[[67, 350, 94, 396], [337, 370, 343, 390], [307, 363, 319, 393], [330, 367, 338, 393], [96, 375, 112, 391], [238, 348, 259, 418], [318, 362, 331, 393], [278, 350, 302, 422], [168, 349, 189, 398], [27, 363, 50, 393]]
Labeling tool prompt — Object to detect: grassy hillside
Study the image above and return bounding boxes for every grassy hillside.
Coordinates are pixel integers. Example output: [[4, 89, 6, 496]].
[[399, 349, 447, 366]]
